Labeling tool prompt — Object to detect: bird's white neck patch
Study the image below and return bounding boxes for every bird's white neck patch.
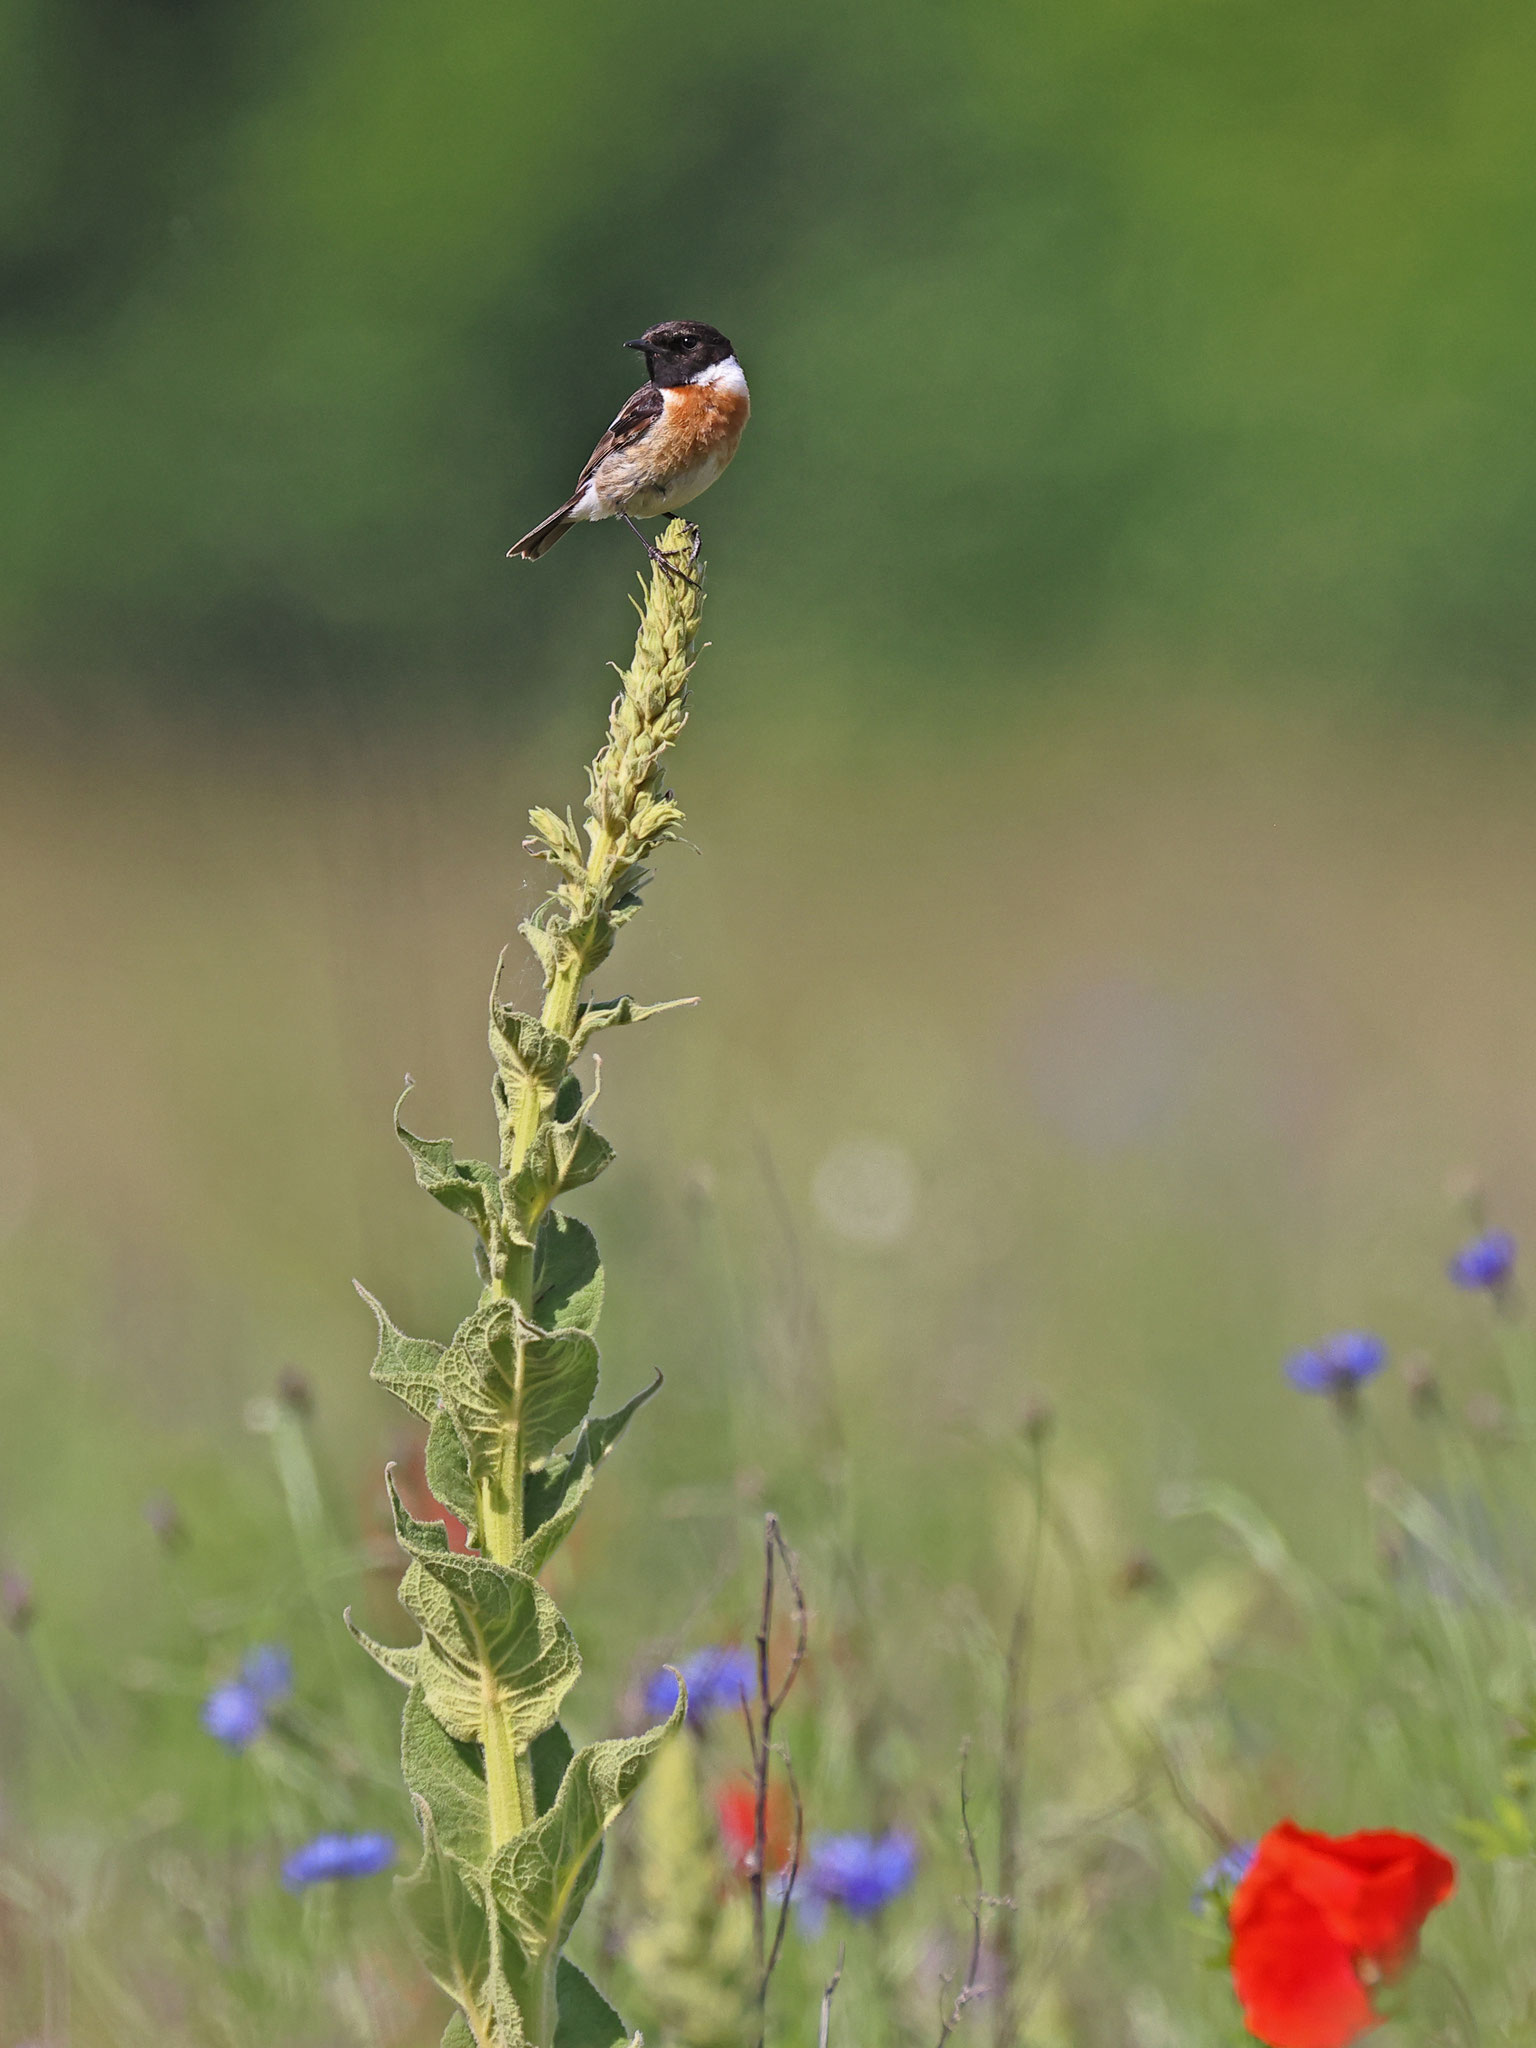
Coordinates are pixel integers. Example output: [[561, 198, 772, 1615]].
[[689, 355, 748, 396]]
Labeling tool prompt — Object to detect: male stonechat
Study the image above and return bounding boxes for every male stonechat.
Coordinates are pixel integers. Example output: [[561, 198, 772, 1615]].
[[508, 321, 749, 577]]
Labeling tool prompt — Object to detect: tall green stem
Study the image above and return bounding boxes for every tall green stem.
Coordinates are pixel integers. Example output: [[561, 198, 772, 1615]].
[[483, 1686, 528, 1848], [361, 523, 705, 2047]]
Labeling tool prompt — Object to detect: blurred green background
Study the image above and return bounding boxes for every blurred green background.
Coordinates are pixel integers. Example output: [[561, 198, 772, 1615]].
[[4, 2, 1536, 2042], [6, 0, 1536, 705]]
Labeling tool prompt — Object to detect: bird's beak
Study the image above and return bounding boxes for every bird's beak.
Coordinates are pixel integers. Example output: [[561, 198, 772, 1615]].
[[622, 337, 649, 351]]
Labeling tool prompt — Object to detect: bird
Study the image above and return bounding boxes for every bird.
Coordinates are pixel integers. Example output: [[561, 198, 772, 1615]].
[[508, 320, 749, 578]]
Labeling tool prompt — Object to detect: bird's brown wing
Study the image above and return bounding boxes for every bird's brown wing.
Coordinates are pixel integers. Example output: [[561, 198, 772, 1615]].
[[575, 382, 666, 488], [509, 382, 669, 561]]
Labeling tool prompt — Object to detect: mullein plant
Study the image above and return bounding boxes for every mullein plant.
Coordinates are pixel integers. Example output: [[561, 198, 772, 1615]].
[[351, 520, 708, 2048]]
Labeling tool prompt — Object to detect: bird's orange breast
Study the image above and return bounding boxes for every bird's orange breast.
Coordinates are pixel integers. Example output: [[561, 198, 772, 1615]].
[[656, 378, 750, 466]]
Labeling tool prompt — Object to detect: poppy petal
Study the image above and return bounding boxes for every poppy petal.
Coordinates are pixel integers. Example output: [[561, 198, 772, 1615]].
[[1231, 1871, 1377, 2048], [1254, 1821, 1456, 1976]]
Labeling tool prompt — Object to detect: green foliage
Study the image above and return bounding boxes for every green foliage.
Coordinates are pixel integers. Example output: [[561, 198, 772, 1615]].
[[625, 1737, 754, 2048], [356, 524, 706, 2045], [492, 1714, 684, 2045]]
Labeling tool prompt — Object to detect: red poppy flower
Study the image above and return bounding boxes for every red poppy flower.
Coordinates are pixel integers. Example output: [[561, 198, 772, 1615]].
[[715, 1780, 792, 1877], [1230, 1821, 1455, 2048]]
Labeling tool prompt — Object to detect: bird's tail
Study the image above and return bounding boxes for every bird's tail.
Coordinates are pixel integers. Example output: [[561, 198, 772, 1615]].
[[508, 499, 579, 561]]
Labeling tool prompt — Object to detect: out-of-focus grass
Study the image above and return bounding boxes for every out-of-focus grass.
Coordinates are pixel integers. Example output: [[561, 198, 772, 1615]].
[[2, 675, 1536, 2041]]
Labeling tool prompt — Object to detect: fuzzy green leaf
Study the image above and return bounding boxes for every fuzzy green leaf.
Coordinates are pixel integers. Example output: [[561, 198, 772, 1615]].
[[489, 1007, 572, 1123], [491, 1006, 572, 1084], [570, 994, 695, 1054], [397, 1113, 502, 1242], [390, 1478, 580, 1746], [533, 1211, 604, 1335], [518, 918, 561, 983], [514, 1468, 595, 1578], [388, 1468, 462, 1560], [503, 1110, 615, 1245], [346, 1610, 422, 1689], [524, 1375, 661, 1541], [555, 908, 617, 983], [440, 1301, 600, 1491], [397, 1807, 496, 2020], [357, 1284, 444, 1423], [438, 1968, 530, 2048], [491, 1969, 534, 2048], [491, 1704, 684, 2023], [531, 1721, 575, 1817], [402, 1684, 489, 1867], [442, 2007, 536, 2048], [427, 1405, 480, 1543], [547, 1114, 615, 1198], [553, 1960, 627, 2048]]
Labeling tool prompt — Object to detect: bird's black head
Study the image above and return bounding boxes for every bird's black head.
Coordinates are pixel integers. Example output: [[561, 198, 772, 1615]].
[[623, 320, 735, 388]]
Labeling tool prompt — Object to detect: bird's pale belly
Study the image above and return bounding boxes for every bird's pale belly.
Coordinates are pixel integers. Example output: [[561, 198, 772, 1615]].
[[619, 446, 734, 516]]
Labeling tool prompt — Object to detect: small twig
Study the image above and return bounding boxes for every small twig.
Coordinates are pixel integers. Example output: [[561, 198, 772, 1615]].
[[739, 1690, 763, 1771], [994, 1437, 1046, 2048], [818, 1943, 847, 2048], [936, 1742, 987, 2048], [749, 1512, 809, 2048], [1145, 1722, 1237, 1852], [749, 1520, 776, 1989], [764, 1741, 804, 1987], [768, 1517, 809, 1716]]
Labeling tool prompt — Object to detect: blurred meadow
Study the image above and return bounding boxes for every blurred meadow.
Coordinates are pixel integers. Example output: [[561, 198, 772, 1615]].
[[5, 2, 1536, 2043]]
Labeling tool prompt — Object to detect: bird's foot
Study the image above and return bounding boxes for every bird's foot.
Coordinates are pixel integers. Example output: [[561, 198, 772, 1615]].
[[623, 517, 702, 588]]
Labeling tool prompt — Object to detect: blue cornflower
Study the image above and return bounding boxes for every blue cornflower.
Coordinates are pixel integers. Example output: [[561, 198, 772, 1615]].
[[796, 1831, 918, 1931], [241, 1643, 293, 1705], [201, 1679, 265, 1750], [643, 1645, 756, 1726], [1190, 1840, 1257, 1910], [1284, 1331, 1387, 1396], [281, 1832, 396, 1890], [201, 1642, 292, 1748], [1448, 1230, 1516, 1292]]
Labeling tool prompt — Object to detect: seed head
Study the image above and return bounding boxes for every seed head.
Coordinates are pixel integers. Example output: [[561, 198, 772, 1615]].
[[1, 1570, 34, 1634], [277, 1366, 315, 1416], [143, 1492, 187, 1549]]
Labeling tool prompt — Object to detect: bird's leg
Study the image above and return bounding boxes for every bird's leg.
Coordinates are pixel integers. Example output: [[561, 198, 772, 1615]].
[[621, 513, 700, 588]]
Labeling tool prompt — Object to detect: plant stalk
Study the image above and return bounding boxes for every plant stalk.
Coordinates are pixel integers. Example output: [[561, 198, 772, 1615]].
[[363, 524, 706, 2044], [484, 1689, 529, 1848]]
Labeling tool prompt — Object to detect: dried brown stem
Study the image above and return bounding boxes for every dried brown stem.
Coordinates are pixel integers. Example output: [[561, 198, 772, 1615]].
[[937, 1742, 987, 2048], [1147, 1722, 1237, 1851], [994, 1442, 1046, 2048], [764, 1741, 804, 1988], [748, 1512, 809, 2048], [818, 1944, 847, 2048]]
